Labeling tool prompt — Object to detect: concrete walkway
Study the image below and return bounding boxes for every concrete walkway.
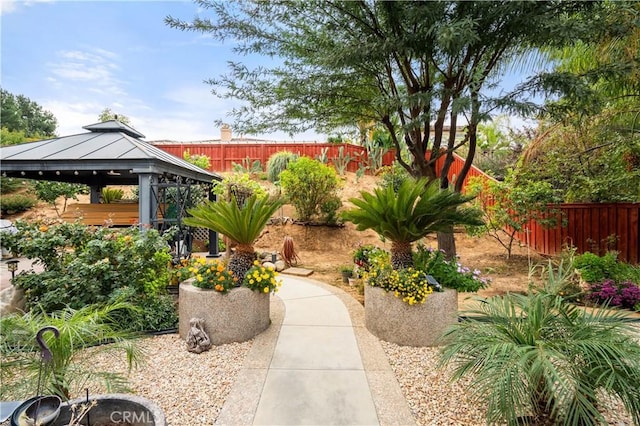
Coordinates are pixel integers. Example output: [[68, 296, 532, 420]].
[[216, 275, 415, 426]]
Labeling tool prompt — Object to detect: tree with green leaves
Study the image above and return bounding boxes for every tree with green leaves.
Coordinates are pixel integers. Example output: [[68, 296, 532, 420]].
[[518, 2, 640, 203], [342, 178, 482, 269], [166, 1, 602, 257], [466, 173, 561, 259], [34, 180, 89, 217], [184, 194, 283, 280], [0, 88, 57, 141], [98, 107, 132, 125]]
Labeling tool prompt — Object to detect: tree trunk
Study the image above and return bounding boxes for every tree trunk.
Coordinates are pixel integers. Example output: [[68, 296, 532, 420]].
[[391, 240, 413, 270], [437, 228, 457, 261]]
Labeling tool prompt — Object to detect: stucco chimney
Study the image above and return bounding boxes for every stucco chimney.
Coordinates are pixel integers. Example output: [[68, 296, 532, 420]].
[[221, 124, 232, 142]]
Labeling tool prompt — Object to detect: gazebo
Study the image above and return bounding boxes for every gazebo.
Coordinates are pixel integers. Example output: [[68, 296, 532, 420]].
[[0, 120, 222, 258]]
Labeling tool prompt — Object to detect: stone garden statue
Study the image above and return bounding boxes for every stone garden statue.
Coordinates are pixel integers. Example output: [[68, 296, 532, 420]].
[[186, 318, 211, 354]]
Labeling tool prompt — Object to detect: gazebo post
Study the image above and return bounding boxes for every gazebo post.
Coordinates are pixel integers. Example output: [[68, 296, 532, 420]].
[[207, 191, 221, 258], [138, 173, 158, 230], [89, 185, 103, 203]]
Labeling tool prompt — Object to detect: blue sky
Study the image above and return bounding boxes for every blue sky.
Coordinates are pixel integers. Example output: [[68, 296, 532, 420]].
[[1, 0, 538, 142], [1, 0, 326, 141]]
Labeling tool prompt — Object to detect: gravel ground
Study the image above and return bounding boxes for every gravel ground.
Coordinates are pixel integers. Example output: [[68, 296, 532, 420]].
[[80, 333, 253, 426]]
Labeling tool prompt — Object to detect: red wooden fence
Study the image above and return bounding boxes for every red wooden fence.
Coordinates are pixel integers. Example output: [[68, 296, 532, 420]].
[[515, 203, 639, 264], [154, 142, 396, 173]]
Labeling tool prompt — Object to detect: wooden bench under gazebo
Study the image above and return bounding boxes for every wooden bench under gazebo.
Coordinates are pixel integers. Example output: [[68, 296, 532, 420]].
[[60, 203, 166, 226]]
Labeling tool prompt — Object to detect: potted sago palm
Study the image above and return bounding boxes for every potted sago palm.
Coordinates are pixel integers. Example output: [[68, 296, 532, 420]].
[[342, 177, 483, 346], [178, 194, 283, 345]]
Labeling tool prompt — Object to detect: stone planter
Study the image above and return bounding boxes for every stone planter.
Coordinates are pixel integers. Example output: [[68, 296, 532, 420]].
[[179, 280, 270, 345], [365, 285, 457, 347]]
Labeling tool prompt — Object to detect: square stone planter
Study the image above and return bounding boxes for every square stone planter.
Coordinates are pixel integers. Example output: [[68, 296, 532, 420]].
[[179, 280, 270, 345], [364, 285, 458, 347]]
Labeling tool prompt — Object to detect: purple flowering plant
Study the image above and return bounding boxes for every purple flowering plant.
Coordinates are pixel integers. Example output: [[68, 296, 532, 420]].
[[587, 279, 640, 310]]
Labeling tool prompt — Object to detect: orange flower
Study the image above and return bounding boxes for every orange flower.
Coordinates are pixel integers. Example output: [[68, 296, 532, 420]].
[[39, 225, 48, 232]]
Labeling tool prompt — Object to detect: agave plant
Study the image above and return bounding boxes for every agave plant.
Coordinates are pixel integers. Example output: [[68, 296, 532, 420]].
[[342, 178, 482, 269], [439, 288, 640, 425], [184, 194, 283, 281], [0, 302, 142, 401]]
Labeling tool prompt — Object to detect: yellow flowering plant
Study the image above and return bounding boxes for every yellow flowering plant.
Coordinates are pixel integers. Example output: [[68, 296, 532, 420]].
[[243, 260, 282, 294], [188, 257, 238, 293], [364, 263, 434, 305]]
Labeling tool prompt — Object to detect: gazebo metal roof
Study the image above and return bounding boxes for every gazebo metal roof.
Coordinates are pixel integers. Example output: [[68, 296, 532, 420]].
[[0, 120, 220, 185]]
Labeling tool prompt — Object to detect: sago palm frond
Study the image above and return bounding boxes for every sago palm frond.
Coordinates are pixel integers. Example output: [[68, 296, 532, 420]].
[[342, 178, 482, 244], [0, 302, 143, 400], [439, 290, 640, 425], [184, 194, 283, 246]]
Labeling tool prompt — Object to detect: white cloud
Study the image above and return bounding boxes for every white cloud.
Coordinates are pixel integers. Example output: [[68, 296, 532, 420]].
[[0, 0, 18, 15], [41, 100, 104, 136], [46, 48, 126, 96], [0, 0, 54, 15]]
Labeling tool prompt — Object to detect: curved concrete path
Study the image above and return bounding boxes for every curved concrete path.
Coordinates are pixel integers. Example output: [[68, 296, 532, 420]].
[[216, 275, 415, 425]]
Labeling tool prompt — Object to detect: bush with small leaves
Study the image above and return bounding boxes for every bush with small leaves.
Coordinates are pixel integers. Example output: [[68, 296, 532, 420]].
[[0, 193, 37, 214], [279, 157, 341, 221], [212, 173, 268, 205], [0, 177, 26, 195], [7, 221, 172, 312]]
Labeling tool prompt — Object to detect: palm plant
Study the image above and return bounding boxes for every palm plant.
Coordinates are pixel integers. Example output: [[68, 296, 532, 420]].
[[0, 302, 142, 401], [184, 194, 283, 281], [439, 288, 640, 425], [342, 178, 482, 269]]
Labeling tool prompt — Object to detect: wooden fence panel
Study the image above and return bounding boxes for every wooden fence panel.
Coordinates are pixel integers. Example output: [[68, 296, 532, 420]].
[[155, 142, 396, 173]]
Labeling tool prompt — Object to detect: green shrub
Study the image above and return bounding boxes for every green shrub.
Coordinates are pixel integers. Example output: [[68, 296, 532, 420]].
[[34, 180, 89, 216], [0, 177, 26, 195], [378, 162, 410, 192], [6, 221, 172, 311], [101, 187, 124, 203], [0, 302, 142, 400], [320, 195, 342, 225], [279, 157, 340, 221], [575, 251, 640, 284], [212, 172, 267, 205], [266, 151, 299, 182], [0, 193, 37, 213], [466, 172, 561, 259], [440, 276, 640, 425], [109, 287, 177, 332], [183, 150, 211, 170], [412, 244, 489, 292]]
